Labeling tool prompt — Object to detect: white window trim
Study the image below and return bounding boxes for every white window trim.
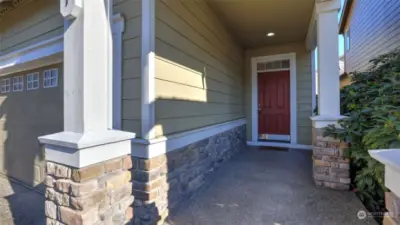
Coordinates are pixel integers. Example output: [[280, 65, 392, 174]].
[[250, 52, 297, 145], [1, 78, 11, 93], [12, 76, 24, 92], [27, 72, 40, 91], [43, 68, 59, 88]]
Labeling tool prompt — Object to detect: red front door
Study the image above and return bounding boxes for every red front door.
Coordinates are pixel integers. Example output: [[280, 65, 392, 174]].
[[258, 70, 290, 136]]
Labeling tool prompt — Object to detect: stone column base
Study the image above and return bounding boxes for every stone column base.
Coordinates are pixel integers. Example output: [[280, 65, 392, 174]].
[[132, 125, 246, 225], [312, 127, 350, 190], [45, 155, 134, 225]]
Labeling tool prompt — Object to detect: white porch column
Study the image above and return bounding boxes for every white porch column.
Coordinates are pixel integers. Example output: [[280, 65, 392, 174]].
[[38, 1, 135, 224], [310, 0, 350, 191], [314, 0, 342, 121]]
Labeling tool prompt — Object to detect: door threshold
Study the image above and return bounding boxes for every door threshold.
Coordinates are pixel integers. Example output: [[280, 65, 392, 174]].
[[247, 141, 312, 150]]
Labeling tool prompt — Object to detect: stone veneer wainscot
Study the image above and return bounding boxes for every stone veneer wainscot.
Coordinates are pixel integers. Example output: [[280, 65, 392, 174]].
[[312, 127, 351, 190], [44, 155, 134, 225], [132, 125, 246, 225]]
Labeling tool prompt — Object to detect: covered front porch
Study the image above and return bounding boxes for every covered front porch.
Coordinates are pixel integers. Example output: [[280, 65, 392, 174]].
[[206, 0, 342, 149], [166, 147, 375, 225]]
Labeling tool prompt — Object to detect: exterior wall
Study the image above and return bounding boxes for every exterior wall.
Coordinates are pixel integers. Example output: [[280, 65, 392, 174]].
[[0, 0, 63, 55], [245, 42, 313, 145], [344, 0, 400, 73], [0, 64, 63, 188], [154, 0, 245, 137], [114, 0, 143, 137]]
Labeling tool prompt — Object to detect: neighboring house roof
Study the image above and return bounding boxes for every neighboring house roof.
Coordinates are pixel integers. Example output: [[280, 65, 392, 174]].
[[338, 0, 354, 34]]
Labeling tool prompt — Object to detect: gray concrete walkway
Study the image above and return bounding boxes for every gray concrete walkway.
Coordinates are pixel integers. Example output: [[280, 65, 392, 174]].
[[0, 175, 44, 225], [165, 147, 377, 225]]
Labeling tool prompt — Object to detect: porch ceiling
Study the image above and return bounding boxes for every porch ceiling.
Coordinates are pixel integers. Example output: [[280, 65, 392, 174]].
[[207, 0, 315, 48]]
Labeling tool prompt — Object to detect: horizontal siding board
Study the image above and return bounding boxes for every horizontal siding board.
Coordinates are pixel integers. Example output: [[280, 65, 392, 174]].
[[156, 40, 242, 89], [155, 19, 240, 83], [157, 0, 241, 70], [345, 0, 400, 72], [123, 16, 141, 40], [0, 0, 62, 55], [123, 37, 141, 59], [188, 0, 242, 58], [155, 0, 244, 136], [155, 99, 244, 119], [114, 0, 142, 20], [155, 58, 242, 97], [122, 78, 141, 100], [155, 113, 244, 136], [156, 79, 243, 105], [122, 120, 141, 134], [122, 99, 141, 120], [123, 58, 141, 79]]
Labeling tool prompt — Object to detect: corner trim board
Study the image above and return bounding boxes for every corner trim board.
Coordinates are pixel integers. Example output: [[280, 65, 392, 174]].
[[131, 118, 247, 159], [251, 52, 297, 145], [141, 0, 156, 140]]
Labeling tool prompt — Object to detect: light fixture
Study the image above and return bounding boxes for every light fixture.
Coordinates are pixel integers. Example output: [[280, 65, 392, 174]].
[[266, 32, 275, 37]]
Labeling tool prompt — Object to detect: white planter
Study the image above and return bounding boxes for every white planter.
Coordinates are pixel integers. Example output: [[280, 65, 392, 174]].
[[369, 149, 400, 197]]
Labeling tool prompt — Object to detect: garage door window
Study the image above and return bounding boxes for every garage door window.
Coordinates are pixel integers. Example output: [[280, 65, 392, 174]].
[[12, 76, 24, 92], [1, 79, 10, 93], [27, 73, 39, 90], [43, 69, 59, 88]]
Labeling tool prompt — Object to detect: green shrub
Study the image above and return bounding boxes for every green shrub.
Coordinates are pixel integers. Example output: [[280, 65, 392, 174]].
[[324, 49, 400, 212]]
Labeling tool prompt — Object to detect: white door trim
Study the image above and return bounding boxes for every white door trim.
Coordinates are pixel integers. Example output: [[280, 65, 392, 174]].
[[251, 52, 297, 144]]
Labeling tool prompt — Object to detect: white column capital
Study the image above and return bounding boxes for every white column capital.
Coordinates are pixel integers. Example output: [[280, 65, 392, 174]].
[[310, 115, 346, 128], [316, 0, 341, 14]]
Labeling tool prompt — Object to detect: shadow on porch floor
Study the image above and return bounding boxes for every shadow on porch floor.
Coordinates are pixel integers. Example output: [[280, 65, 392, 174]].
[[165, 147, 377, 225]]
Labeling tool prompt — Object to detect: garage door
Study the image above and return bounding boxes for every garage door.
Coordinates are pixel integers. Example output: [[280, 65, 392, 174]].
[[0, 64, 63, 190]]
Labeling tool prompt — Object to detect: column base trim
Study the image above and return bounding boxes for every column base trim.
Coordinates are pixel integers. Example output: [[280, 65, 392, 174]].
[[131, 118, 246, 158], [39, 130, 135, 168]]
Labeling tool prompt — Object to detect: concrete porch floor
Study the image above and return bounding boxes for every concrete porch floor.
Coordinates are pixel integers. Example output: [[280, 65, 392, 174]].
[[165, 147, 377, 225]]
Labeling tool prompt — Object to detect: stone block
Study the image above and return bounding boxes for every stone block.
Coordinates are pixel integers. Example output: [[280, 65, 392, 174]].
[[133, 178, 164, 192], [314, 159, 331, 167], [386, 192, 400, 218], [99, 171, 131, 190], [45, 200, 58, 220], [314, 147, 337, 156], [71, 164, 105, 182], [137, 155, 167, 171], [314, 166, 330, 175], [59, 206, 99, 225], [104, 158, 122, 173], [70, 180, 99, 197], [71, 190, 107, 211], [47, 162, 71, 178], [110, 183, 133, 204], [55, 180, 71, 193], [125, 207, 134, 221], [45, 176, 56, 188], [123, 155, 133, 170]]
